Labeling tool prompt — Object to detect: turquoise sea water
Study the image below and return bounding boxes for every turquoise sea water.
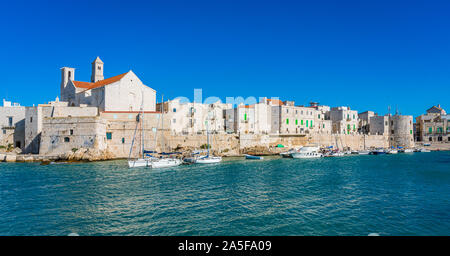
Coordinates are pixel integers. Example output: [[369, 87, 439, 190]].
[[0, 151, 449, 236]]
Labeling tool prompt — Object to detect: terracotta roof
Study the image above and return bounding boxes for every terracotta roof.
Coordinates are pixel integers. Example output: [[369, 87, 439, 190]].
[[72, 81, 93, 88], [73, 72, 128, 92], [266, 98, 284, 106]]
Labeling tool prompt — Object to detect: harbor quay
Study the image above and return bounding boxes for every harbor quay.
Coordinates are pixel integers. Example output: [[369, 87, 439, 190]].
[[0, 57, 448, 162]]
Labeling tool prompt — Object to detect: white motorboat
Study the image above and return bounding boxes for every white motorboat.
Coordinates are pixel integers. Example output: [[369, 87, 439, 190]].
[[418, 148, 431, 152], [280, 147, 302, 158], [291, 146, 323, 158], [399, 148, 414, 153]]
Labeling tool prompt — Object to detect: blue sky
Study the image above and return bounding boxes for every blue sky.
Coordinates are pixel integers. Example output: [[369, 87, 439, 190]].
[[1, 0, 449, 117]]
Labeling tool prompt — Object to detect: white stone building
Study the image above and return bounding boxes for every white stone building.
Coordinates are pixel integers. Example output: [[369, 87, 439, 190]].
[[415, 104, 449, 143], [330, 106, 359, 134], [61, 57, 156, 112], [24, 99, 98, 154], [158, 99, 232, 135], [0, 99, 26, 149]]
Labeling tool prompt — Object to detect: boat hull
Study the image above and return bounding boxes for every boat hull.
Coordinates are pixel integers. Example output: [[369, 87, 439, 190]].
[[291, 153, 323, 158], [195, 156, 222, 164], [245, 154, 264, 160], [128, 158, 182, 168]]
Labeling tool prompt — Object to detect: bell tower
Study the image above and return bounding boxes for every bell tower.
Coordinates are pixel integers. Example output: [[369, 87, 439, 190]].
[[60, 67, 75, 101], [91, 56, 104, 82]]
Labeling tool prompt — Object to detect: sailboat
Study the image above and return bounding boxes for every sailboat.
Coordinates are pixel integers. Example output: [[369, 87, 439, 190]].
[[194, 112, 222, 164], [128, 94, 182, 168]]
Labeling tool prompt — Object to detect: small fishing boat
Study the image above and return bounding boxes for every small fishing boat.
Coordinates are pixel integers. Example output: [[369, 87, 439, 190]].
[[399, 148, 414, 153], [291, 146, 323, 158], [351, 150, 359, 154], [418, 148, 431, 152], [245, 154, 264, 160]]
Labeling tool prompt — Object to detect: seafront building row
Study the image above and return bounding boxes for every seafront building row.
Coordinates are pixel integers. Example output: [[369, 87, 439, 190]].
[[0, 57, 447, 159]]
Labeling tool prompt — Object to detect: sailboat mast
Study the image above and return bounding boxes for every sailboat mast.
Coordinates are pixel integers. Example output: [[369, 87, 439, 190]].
[[206, 117, 210, 157], [141, 91, 145, 159], [161, 95, 164, 153]]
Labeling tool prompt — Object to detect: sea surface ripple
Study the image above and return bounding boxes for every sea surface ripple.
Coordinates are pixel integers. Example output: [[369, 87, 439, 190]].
[[0, 151, 449, 236]]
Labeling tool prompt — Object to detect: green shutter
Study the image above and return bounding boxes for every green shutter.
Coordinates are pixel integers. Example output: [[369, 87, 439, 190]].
[[310, 120, 313, 127], [410, 130, 412, 134], [323, 124, 325, 128], [318, 114, 320, 119], [429, 127, 432, 133], [353, 124, 355, 131], [244, 113, 247, 121], [301, 120, 304, 125], [306, 120, 308, 127], [286, 119, 289, 124], [347, 124, 350, 130], [106, 132, 112, 140], [295, 119, 298, 125]]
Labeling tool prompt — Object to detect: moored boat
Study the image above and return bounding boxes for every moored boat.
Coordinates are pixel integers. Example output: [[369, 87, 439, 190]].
[[291, 146, 323, 158], [245, 154, 264, 160], [358, 150, 370, 155], [370, 149, 386, 155], [386, 149, 398, 154]]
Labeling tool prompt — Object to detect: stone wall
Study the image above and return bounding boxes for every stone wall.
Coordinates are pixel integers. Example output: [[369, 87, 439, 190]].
[[39, 117, 107, 155]]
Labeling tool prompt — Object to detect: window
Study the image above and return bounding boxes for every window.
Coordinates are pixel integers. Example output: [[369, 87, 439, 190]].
[[2, 130, 5, 134], [15, 141, 21, 148], [122, 138, 125, 144], [429, 137, 432, 141], [64, 137, 70, 143], [173, 118, 176, 123], [286, 109, 289, 113], [30, 117, 33, 123], [106, 132, 112, 140], [173, 108, 176, 112], [8, 117, 13, 127], [70, 129, 74, 135]]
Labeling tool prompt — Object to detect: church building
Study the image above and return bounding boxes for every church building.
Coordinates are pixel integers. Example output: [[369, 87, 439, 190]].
[[60, 57, 156, 112]]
